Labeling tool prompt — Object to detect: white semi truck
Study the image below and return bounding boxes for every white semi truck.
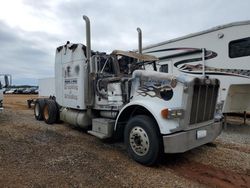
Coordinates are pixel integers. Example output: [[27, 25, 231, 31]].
[[34, 16, 222, 165]]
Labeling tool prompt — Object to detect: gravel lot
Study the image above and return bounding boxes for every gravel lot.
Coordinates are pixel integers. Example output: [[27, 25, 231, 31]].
[[0, 95, 249, 188]]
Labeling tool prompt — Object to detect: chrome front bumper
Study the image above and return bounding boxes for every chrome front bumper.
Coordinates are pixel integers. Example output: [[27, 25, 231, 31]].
[[163, 122, 222, 153]]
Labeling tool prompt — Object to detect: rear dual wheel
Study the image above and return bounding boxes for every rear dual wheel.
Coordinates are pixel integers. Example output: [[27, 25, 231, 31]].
[[34, 99, 45, 120], [34, 99, 59, 124], [43, 99, 59, 124]]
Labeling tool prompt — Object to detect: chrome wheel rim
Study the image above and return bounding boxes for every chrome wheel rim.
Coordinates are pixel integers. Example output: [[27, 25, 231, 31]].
[[129, 126, 150, 156]]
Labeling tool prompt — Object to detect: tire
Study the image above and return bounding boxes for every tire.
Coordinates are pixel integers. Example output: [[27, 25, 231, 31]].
[[43, 99, 59, 124], [34, 99, 45, 121], [124, 115, 162, 166]]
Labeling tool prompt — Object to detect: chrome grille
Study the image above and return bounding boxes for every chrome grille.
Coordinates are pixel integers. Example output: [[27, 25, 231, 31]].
[[189, 79, 219, 125]]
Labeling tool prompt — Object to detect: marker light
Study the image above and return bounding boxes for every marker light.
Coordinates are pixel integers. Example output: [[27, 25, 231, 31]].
[[161, 109, 169, 118]]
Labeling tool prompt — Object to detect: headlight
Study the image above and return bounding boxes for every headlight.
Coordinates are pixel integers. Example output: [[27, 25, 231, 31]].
[[161, 108, 184, 119]]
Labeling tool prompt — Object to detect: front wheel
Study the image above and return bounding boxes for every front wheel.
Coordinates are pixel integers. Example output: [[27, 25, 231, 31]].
[[124, 115, 162, 166]]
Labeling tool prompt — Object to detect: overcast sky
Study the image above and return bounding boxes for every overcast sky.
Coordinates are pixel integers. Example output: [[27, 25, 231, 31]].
[[0, 0, 249, 85]]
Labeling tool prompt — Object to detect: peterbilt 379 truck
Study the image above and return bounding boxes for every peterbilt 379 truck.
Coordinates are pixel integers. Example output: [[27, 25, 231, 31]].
[[34, 16, 222, 165]]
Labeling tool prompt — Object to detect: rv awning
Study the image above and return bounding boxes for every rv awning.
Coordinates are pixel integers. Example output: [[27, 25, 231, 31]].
[[111, 50, 159, 61]]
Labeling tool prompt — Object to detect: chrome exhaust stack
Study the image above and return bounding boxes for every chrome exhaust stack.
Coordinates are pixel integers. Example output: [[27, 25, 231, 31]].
[[82, 15, 92, 70], [82, 15, 94, 107], [137, 27, 142, 54]]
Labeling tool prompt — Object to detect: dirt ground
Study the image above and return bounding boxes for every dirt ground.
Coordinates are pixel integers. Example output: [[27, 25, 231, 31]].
[[0, 94, 249, 188]]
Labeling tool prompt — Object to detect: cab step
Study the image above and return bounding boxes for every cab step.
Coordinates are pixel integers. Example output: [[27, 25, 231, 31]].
[[88, 118, 115, 139]]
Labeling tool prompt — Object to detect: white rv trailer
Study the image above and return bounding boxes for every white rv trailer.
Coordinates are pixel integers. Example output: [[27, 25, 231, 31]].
[[142, 21, 250, 114]]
